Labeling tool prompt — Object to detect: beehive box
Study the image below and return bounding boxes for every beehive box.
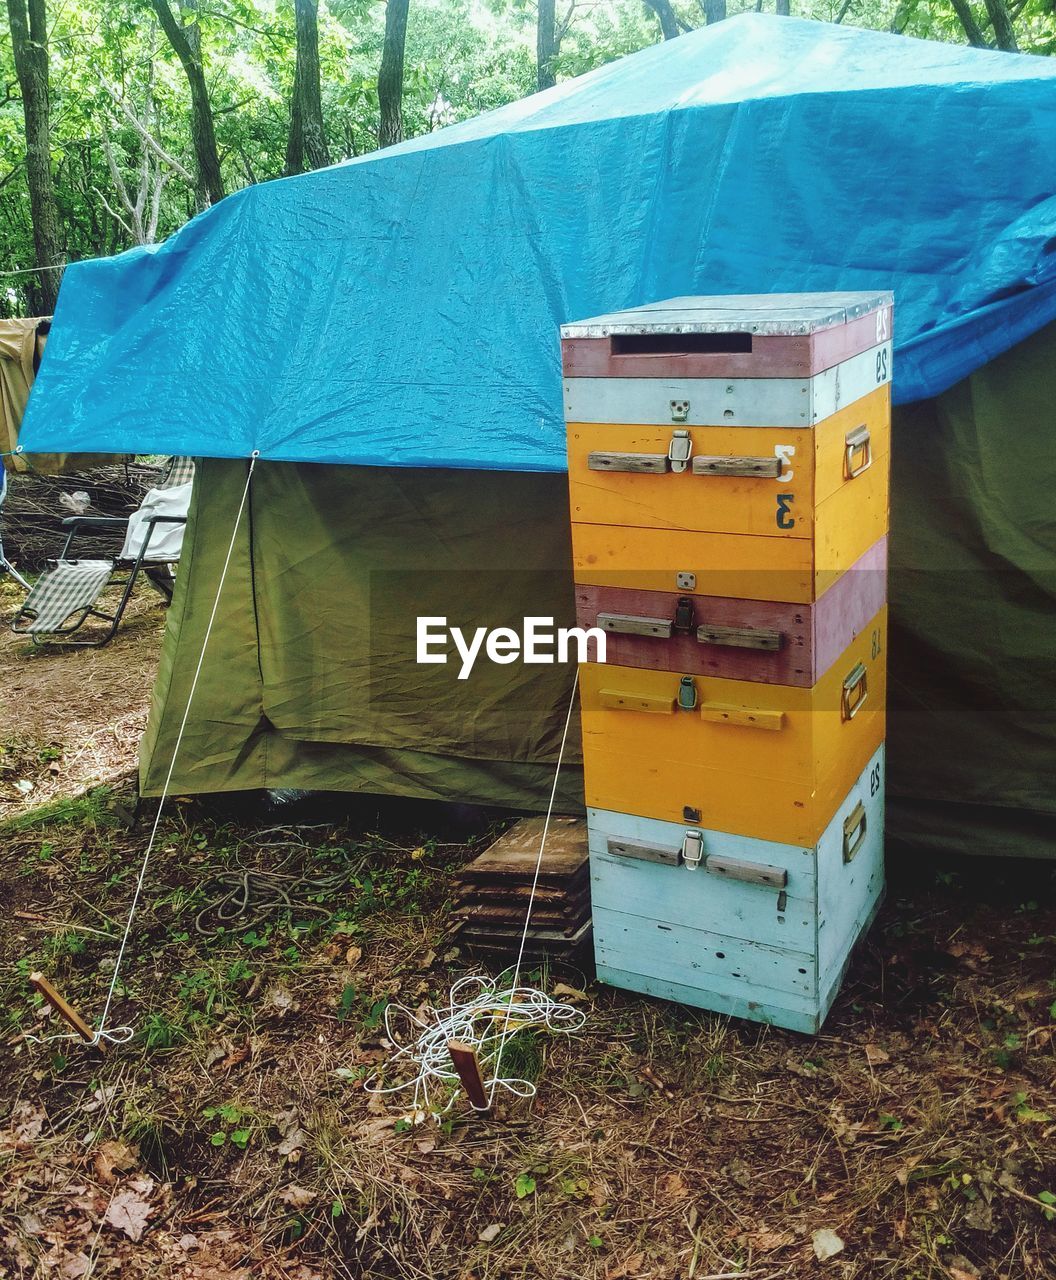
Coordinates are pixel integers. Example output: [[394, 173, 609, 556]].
[[563, 292, 893, 603], [579, 606, 886, 845], [588, 744, 886, 1033], [575, 536, 886, 687], [562, 292, 893, 1033]]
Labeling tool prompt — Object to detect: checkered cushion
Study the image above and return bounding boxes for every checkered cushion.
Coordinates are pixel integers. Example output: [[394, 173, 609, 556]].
[[14, 559, 114, 634], [160, 457, 196, 490]]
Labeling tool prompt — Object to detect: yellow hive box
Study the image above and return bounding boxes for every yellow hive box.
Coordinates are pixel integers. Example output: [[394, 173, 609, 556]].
[[570, 386, 889, 604], [568, 385, 889, 536], [579, 607, 887, 846]]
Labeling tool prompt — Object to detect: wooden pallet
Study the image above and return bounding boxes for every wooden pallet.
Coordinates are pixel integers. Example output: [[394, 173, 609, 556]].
[[453, 816, 591, 961]]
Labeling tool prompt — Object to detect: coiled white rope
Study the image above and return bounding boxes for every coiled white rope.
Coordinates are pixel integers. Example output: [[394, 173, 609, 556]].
[[364, 973, 586, 1116], [364, 680, 586, 1116]]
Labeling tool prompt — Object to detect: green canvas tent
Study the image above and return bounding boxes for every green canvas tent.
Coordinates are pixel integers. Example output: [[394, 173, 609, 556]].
[[141, 324, 1056, 859]]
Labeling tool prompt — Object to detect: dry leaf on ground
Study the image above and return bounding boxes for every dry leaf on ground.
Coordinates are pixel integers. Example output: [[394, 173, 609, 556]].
[[93, 1139, 137, 1184], [811, 1228, 845, 1261], [280, 1186, 316, 1209], [104, 1179, 155, 1242], [749, 1227, 797, 1251]]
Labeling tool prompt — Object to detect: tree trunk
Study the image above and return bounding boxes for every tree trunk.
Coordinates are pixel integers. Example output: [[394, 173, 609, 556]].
[[888, 0, 918, 32], [702, 0, 727, 23], [949, 0, 989, 46], [643, 0, 681, 39], [537, 0, 558, 91], [150, 0, 225, 207], [378, 0, 410, 148], [982, 0, 1018, 49], [775, 0, 790, 15], [6, 0, 64, 313], [285, 0, 330, 175]]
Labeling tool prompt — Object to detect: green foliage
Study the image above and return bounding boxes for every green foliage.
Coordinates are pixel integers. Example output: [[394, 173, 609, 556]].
[[202, 1100, 256, 1149]]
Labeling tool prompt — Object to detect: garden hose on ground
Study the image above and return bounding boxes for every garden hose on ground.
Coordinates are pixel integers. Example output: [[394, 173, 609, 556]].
[[192, 866, 355, 936]]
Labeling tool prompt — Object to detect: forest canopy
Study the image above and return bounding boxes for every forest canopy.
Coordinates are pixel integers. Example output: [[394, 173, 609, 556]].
[[2, 0, 1054, 315]]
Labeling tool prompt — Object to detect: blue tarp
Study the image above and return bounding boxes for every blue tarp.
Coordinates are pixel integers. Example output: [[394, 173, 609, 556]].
[[20, 14, 1056, 471]]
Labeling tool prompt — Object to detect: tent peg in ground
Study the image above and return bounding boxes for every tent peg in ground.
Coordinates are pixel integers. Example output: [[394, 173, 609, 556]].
[[28, 971, 105, 1053], [447, 1039, 490, 1111]]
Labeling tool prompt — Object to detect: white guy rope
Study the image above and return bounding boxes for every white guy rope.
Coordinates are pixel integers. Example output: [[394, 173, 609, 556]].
[[0, 263, 65, 277], [26, 453, 258, 1049], [364, 678, 584, 1115], [364, 974, 585, 1116]]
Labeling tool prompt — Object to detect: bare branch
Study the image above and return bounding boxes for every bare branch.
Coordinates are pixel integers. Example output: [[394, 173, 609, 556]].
[[556, 0, 580, 42], [100, 123, 134, 216], [99, 74, 196, 186], [93, 185, 134, 239]]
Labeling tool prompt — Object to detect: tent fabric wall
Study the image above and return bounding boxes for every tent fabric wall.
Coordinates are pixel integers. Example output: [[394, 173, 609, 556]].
[[884, 323, 1056, 859], [140, 460, 585, 813], [141, 325, 1056, 857], [1, 318, 116, 475]]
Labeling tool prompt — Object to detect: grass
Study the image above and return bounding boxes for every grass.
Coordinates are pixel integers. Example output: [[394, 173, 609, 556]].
[[0, 790, 1054, 1278], [1, 781, 116, 836]]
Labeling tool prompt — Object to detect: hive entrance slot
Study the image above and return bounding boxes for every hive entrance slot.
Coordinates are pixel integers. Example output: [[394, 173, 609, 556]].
[[611, 332, 753, 356]]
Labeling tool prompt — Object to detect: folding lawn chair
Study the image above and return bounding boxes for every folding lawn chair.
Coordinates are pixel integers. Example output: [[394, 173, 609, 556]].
[[10, 456, 195, 647]]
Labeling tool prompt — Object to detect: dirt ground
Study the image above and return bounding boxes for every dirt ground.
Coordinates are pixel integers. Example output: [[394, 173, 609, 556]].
[[0, 579, 166, 817], [0, 585, 1054, 1280]]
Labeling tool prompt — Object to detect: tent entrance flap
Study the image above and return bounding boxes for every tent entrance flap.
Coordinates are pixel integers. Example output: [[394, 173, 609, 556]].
[[140, 459, 584, 812]]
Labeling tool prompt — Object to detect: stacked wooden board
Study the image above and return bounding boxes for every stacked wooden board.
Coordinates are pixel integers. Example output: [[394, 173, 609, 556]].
[[453, 816, 591, 962], [561, 293, 892, 1032]]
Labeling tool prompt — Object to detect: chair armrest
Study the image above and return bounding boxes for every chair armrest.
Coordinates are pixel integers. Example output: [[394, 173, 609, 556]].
[[61, 515, 126, 529], [142, 515, 188, 526]]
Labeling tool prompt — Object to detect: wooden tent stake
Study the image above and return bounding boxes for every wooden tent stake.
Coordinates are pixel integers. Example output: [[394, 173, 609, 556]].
[[447, 1039, 489, 1111], [29, 972, 105, 1053]]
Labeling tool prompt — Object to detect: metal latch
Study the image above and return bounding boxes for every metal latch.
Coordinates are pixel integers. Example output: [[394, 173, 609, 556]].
[[673, 596, 695, 633], [681, 829, 704, 871], [667, 429, 692, 473], [677, 675, 698, 710]]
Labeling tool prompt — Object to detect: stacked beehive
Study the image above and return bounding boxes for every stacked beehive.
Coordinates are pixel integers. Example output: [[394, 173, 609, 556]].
[[561, 293, 893, 1033]]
